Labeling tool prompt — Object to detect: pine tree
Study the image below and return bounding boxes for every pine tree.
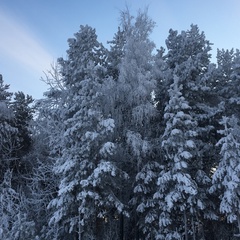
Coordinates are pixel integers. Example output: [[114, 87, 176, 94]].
[[11, 92, 34, 154], [10, 91, 34, 179], [154, 26, 220, 237], [0, 75, 18, 181], [210, 115, 240, 235], [164, 25, 219, 173], [154, 75, 199, 239], [48, 25, 128, 239]]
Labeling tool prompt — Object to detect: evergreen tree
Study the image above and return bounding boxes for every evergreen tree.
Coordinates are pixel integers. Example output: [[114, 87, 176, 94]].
[[10, 91, 34, 178], [0, 76, 37, 238], [2, 11, 240, 239], [210, 115, 240, 235], [11, 91, 34, 155], [154, 76, 199, 239], [154, 26, 220, 238], [163, 25, 219, 175], [0, 75, 18, 180], [48, 25, 128, 240]]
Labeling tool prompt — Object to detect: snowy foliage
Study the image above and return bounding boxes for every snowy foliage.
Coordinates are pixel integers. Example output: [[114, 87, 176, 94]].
[[0, 170, 35, 240], [211, 116, 240, 231], [154, 75, 210, 239], [113, 10, 159, 239], [2, 9, 240, 239], [47, 24, 128, 239], [100, 142, 115, 157]]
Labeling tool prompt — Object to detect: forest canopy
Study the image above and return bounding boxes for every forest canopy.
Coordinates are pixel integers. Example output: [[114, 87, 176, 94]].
[[1, 9, 240, 240]]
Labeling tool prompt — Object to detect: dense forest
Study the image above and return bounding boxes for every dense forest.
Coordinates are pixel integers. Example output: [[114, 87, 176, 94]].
[[1, 9, 240, 240]]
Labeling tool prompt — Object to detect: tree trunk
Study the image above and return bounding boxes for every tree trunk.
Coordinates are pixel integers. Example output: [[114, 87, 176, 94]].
[[183, 210, 188, 240], [238, 213, 240, 235], [191, 217, 196, 240], [78, 213, 81, 240], [120, 213, 124, 240]]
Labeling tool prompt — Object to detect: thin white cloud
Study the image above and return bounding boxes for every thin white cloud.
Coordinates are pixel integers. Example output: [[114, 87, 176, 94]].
[[0, 9, 53, 74]]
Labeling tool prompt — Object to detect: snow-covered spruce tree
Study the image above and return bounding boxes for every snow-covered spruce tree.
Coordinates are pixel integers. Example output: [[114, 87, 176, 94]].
[[0, 75, 17, 174], [0, 75, 35, 191], [10, 91, 34, 185], [0, 75, 18, 181], [11, 91, 34, 157], [154, 25, 220, 235], [133, 159, 162, 239], [210, 115, 240, 235], [163, 25, 221, 174], [154, 75, 199, 240], [48, 25, 128, 240], [107, 9, 158, 239], [0, 75, 36, 238], [211, 51, 240, 238]]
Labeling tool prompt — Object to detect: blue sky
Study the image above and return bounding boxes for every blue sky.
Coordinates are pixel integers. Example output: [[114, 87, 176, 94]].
[[1, 0, 240, 99]]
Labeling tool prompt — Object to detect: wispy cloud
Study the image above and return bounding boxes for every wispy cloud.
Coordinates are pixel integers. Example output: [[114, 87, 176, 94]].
[[0, 9, 54, 74]]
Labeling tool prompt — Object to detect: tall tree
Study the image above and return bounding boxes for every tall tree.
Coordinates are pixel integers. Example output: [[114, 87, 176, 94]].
[[0, 75, 37, 238], [10, 91, 34, 179], [48, 25, 128, 240], [0, 75, 18, 180], [163, 25, 219, 173], [154, 76, 199, 240], [154, 26, 220, 238], [107, 9, 158, 239], [11, 91, 34, 155], [210, 115, 240, 235]]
